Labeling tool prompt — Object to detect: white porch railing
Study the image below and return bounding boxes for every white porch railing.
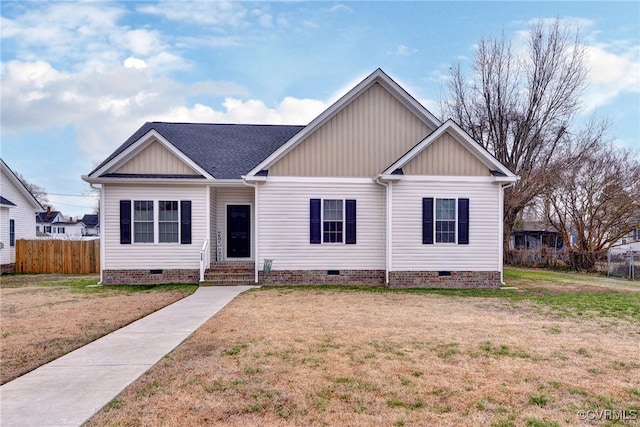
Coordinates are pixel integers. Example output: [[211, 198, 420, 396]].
[[199, 240, 210, 282]]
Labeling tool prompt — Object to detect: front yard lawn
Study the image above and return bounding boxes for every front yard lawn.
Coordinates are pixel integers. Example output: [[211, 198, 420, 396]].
[[0, 274, 196, 384], [86, 269, 640, 427]]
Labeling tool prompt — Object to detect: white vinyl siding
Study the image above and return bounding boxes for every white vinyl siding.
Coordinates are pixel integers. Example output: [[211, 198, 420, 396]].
[[0, 207, 9, 265], [103, 184, 207, 269], [258, 181, 385, 270], [0, 167, 39, 264], [392, 179, 500, 271]]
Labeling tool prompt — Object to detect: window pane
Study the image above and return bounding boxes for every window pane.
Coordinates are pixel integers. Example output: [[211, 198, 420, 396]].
[[159, 201, 178, 221], [323, 199, 344, 243], [134, 200, 154, 242], [159, 200, 179, 243], [436, 199, 455, 220], [159, 222, 179, 243], [435, 198, 456, 243]]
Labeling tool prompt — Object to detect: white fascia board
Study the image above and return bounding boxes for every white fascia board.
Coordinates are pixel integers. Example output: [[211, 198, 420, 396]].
[[81, 175, 215, 185], [246, 69, 442, 177], [0, 159, 43, 209], [375, 174, 404, 182], [242, 175, 267, 182], [393, 175, 499, 183], [260, 176, 376, 184], [89, 129, 214, 180], [381, 119, 517, 179]]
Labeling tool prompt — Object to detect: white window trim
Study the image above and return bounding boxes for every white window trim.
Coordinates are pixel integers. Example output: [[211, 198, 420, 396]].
[[132, 200, 182, 245], [321, 198, 346, 244], [434, 197, 458, 245]]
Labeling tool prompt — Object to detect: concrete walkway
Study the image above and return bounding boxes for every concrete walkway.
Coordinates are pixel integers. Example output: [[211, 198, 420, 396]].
[[1, 286, 255, 427]]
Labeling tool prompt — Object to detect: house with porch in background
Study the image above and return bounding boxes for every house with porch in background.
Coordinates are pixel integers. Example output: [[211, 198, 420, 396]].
[[82, 69, 518, 288]]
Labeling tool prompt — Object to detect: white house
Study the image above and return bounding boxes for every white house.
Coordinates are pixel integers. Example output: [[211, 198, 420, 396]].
[[83, 69, 518, 287], [1, 158, 42, 273], [36, 208, 85, 238]]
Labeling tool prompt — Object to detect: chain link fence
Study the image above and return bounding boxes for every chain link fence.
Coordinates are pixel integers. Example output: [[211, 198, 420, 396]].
[[506, 248, 638, 280]]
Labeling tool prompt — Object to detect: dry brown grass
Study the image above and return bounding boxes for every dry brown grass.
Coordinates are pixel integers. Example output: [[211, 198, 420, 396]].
[[87, 276, 640, 427], [0, 274, 195, 384]]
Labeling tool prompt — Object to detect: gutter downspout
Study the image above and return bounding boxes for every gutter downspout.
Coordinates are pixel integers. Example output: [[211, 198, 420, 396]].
[[90, 182, 104, 285], [374, 177, 391, 285], [242, 178, 260, 284], [499, 181, 517, 285]]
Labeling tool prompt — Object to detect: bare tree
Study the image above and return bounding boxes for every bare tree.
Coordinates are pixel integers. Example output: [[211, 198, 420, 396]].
[[544, 121, 640, 270], [15, 172, 49, 207], [443, 19, 588, 249]]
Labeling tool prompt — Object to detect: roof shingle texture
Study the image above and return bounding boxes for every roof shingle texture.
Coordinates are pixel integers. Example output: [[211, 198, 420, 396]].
[[92, 122, 305, 179]]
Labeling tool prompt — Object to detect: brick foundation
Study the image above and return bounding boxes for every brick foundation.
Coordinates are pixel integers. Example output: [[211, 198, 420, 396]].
[[1, 263, 15, 275], [388, 271, 501, 289], [259, 270, 385, 286], [102, 269, 199, 285]]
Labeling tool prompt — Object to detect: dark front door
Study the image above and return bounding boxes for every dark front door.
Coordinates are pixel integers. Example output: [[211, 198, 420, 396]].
[[227, 205, 250, 258]]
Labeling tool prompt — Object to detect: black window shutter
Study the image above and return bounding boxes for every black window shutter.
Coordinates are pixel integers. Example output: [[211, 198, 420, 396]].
[[180, 200, 192, 244], [310, 199, 321, 244], [458, 198, 469, 245], [120, 200, 131, 244], [345, 199, 357, 244], [422, 197, 434, 244]]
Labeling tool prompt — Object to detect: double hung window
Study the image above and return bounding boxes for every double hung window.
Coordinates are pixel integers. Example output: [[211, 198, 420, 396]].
[[121, 200, 192, 245], [310, 198, 356, 245], [159, 201, 179, 243], [422, 197, 469, 245], [134, 201, 154, 243]]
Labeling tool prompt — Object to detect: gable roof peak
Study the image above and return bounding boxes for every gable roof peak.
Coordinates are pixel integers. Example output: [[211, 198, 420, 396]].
[[246, 68, 442, 177]]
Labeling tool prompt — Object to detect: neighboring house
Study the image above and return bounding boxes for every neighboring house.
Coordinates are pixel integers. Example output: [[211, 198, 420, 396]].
[[83, 69, 518, 287], [510, 222, 564, 250], [610, 225, 640, 254], [81, 214, 100, 236], [36, 208, 84, 238], [1, 158, 42, 273]]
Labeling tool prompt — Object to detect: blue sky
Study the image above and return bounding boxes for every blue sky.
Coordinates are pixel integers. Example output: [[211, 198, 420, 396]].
[[1, 1, 639, 217]]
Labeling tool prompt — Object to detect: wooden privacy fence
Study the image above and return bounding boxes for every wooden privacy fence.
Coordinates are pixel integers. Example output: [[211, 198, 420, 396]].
[[16, 239, 100, 274]]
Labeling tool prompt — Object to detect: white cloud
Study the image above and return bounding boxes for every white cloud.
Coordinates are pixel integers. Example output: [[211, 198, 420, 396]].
[[581, 43, 640, 111], [153, 97, 327, 126], [330, 5, 354, 14], [394, 44, 418, 56], [123, 57, 147, 70], [137, 1, 248, 27]]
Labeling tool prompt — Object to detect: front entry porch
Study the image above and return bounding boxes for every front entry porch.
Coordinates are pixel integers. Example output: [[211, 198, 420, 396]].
[[202, 261, 255, 286]]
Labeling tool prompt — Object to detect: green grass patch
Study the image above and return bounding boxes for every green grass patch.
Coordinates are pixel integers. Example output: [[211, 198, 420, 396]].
[[35, 277, 198, 295], [528, 394, 549, 407], [259, 269, 640, 322]]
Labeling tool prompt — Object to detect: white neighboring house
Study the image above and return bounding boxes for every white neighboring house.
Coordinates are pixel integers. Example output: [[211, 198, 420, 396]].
[[83, 69, 518, 287], [610, 226, 640, 254], [1, 158, 43, 273], [36, 207, 85, 238]]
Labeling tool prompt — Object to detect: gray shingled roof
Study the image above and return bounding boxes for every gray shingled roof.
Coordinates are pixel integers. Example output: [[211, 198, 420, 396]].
[[91, 122, 305, 179]]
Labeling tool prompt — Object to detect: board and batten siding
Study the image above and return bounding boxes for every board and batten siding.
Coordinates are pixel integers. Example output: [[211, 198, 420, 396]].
[[1, 167, 38, 264], [215, 186, 254, 260], [402, 133, 491, 176], [103, 184, 207, 269], [391, 179, 501, 271], [114, 141, 200, 175], [258, 181, 385, 270], [269, 84, 434, 177]]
